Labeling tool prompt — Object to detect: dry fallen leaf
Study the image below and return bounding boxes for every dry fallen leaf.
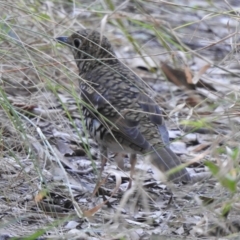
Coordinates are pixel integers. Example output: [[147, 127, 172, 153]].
[[192, 64, 211, 84]]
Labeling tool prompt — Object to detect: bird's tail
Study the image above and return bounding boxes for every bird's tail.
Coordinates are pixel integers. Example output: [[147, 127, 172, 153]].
[[148, 145, 191, 182]]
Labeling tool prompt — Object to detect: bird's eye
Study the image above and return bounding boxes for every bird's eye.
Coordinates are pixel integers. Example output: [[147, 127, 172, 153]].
[[73, 38, 81, 48]]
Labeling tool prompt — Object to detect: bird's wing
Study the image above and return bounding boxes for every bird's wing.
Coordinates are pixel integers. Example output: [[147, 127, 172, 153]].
[[80, 82, 150, 150], [80, 77, 170, 148], [138, 93, 170, 146]]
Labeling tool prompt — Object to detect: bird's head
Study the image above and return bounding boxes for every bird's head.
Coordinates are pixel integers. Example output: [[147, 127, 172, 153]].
[[56, 29, 117, 72]]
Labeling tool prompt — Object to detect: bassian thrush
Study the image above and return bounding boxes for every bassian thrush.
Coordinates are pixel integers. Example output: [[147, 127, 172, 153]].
[[56, 29, 191, 184]]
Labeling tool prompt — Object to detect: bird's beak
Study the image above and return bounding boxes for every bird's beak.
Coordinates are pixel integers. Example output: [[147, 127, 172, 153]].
[[55, 36, 69, 44]]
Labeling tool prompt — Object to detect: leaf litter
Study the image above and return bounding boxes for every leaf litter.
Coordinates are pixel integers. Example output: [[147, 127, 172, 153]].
[[0, 0, 240, 239]]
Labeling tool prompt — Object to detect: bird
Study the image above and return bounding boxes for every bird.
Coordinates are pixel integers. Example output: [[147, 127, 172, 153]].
[[56, 29, 191, 185]]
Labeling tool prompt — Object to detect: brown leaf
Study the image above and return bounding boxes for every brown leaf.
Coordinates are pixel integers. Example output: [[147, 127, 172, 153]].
[[185, 95, 202, 107], [192, 64, 211, 84], [161, 62, 194, 89], [184, 65, 193, 84], [192, 143, 211, 153], [34, 189, 48, 203], [161, 62, 216, 92], [83, 200, 108, 218]]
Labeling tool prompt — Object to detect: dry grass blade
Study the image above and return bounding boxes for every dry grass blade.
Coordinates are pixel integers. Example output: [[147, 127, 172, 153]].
[[1, 0, 240, 239]]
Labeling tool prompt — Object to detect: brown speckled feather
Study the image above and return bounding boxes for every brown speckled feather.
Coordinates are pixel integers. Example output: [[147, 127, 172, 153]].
[[56, 29, 191, 182]]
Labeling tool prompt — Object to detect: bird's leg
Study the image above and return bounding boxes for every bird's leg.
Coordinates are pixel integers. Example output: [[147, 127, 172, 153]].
[[114, 152, 125, 171], [92, 147, 108, 196], [114, 153, 137, 189], [128, 153, 137, 189], [99, 147, 108, 180]]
